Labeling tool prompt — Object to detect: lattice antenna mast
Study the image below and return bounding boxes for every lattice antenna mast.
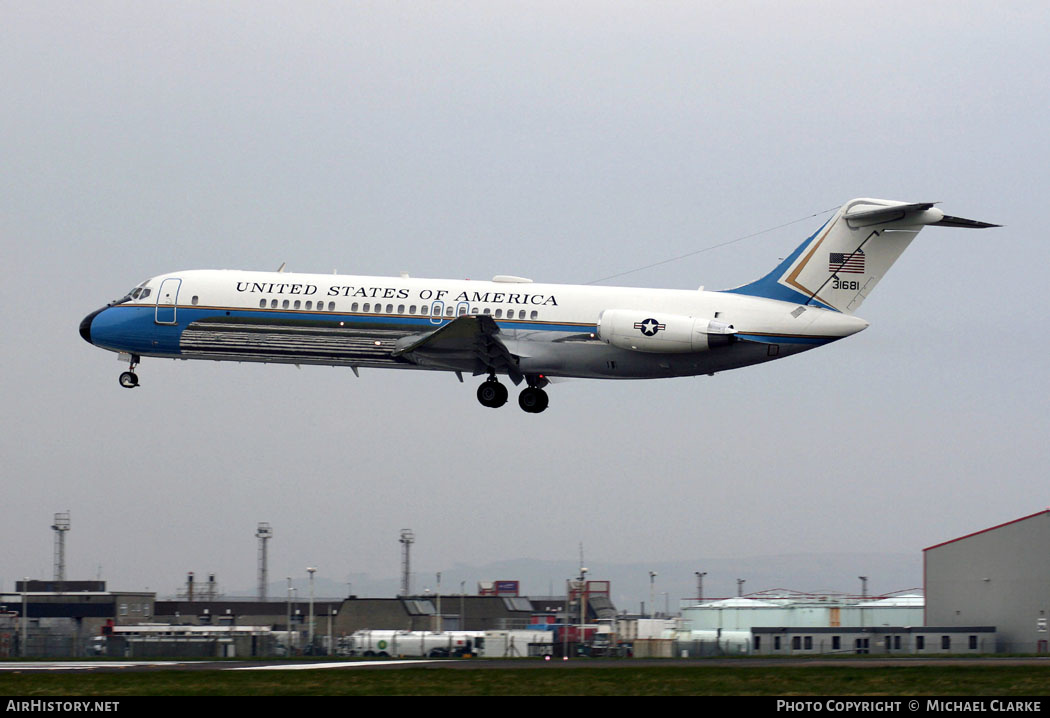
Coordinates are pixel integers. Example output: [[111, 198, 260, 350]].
[[51, 512, 71, 581], [256, 522, 273, 600], [399, 529, 415, 596]]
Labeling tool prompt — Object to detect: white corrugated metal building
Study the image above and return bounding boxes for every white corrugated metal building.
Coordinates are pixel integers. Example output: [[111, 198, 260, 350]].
[[680, 590, 924, 631]]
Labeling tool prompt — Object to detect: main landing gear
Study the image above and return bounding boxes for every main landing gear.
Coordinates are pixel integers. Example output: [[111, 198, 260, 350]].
[[476, 377, 509, 408], [476, 375, 549, 413], [118, 355, 141, 389], [517, 386, 549, 414]]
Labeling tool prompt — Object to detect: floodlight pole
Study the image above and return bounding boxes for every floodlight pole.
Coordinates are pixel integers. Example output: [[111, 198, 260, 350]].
[[307, 567, 317, 652]]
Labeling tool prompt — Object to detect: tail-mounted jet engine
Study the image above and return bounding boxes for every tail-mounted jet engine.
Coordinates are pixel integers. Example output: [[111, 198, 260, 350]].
[[596, 309, 736, 353]]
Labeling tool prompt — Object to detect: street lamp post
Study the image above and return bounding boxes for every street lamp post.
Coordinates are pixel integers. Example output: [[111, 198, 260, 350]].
[[21, 578, 28, 658], [648, 571, 657, 619], [328, 607, 335, 656], [285, 577, 292, 653], [579, 567, 588, 648], [436, 572, 442, 633], [307, 567, 317, 653]]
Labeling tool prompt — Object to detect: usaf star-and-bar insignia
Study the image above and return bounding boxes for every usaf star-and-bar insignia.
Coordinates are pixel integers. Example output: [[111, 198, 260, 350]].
[[634, 318, 666, 336]]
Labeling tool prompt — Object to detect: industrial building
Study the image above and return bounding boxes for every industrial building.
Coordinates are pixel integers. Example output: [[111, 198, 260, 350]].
[[8, 511, 1050, 658], [750, 626, 996, 655], [680, 589, 925, 631], [924, 509, 1050, 653], [672, 590, 996, 656], [0, 581, 155, 657], [0, 581, 616, 658]]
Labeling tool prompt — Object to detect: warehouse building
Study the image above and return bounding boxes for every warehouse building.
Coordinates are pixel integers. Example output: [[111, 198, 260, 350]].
[[750, 626, 996, 655], [0, 581, 155, 657], [924, 509, 1050, 653], [680, 590, 925, 631]]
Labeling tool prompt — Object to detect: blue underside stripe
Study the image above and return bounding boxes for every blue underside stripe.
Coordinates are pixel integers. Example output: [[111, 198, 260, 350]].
[[735, 333, 835, 345], [91, 305, 594, 355]]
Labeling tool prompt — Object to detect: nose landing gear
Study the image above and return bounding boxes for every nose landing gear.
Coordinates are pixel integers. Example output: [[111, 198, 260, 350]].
[[118, 355, 141, 389]]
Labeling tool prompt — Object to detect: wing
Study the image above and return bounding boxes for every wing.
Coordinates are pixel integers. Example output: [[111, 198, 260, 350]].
[[392, 315, 525, 385]]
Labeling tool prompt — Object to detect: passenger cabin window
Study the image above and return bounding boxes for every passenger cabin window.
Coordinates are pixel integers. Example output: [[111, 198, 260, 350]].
[[328, 301, 335, 311], [259, 299, 266, 308], [293, 300, 301, 309], [191, 295, 199, 305], [494, 309, 502, 318], [270, 299, 278, 309], [398, 304, 405, 314], [530, 310, 538, 319], [363, 303, 370, 312]]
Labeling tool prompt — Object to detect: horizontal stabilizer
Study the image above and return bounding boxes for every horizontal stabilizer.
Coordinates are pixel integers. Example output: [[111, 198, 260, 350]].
[[934, 214, 1002, 229], [844, 202, 936, 226]]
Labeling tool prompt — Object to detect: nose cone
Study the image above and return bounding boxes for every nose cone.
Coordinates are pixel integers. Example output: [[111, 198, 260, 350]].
[[79, 307, 106, 344]]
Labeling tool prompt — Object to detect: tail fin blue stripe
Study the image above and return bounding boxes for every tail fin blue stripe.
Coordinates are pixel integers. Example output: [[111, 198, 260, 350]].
[[720, 219, 836, 310]]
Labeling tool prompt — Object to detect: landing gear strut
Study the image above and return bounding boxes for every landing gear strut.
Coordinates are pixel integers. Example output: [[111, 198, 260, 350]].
[[476, 377, 509, 408], [118, 355, 141, 389]]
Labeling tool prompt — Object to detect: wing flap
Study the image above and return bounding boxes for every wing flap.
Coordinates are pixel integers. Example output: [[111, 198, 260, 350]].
[[392, 315, 524, 384]]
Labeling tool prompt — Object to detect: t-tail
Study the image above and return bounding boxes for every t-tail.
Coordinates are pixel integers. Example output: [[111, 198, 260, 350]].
[[724, 198, 999, 314]]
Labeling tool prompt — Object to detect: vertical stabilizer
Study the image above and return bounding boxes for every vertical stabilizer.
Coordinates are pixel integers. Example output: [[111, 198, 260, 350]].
[[724, 198, 997, 314]]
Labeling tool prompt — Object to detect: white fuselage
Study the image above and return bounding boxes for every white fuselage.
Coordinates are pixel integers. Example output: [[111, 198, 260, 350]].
[[81, 268, 868, 382]]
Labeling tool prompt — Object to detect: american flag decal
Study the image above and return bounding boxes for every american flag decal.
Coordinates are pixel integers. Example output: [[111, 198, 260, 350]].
[[829, 250, 865, 274]]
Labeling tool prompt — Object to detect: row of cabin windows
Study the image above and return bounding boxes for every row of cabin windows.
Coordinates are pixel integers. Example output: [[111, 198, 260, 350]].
[[761, 634, 978, 651], [254, 298, 539, 320]]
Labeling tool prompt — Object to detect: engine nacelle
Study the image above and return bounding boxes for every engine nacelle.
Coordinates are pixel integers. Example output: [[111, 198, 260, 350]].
[[596, 309, 736, 353]]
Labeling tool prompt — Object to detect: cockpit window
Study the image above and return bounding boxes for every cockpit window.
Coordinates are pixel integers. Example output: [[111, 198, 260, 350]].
[[121, 281, 152, 301]]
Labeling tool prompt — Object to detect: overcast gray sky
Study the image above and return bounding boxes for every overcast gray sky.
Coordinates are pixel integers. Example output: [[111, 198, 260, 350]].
[[2, 1, 1047, 608]]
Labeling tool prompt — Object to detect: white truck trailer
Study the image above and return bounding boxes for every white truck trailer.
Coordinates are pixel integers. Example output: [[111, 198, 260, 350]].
[[345, 630, 484, 657]]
